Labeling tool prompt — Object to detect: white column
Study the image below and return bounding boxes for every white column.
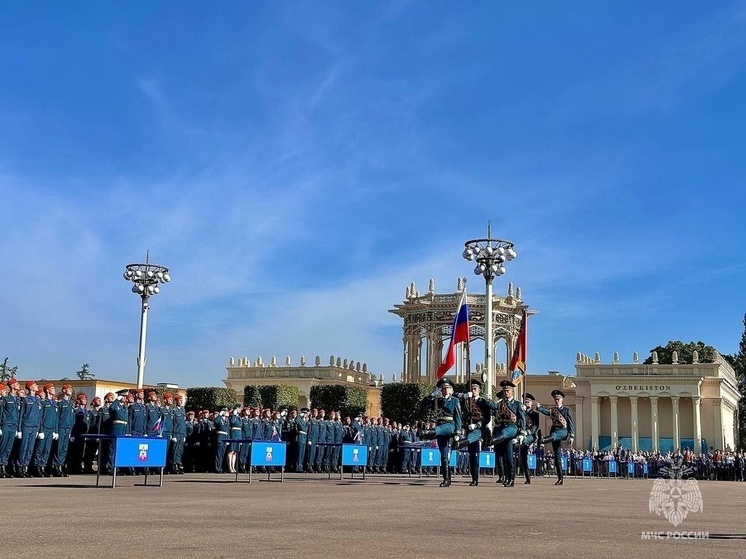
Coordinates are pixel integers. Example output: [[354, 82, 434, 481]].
[[591, 396, 599, 450], [692, 396, 702, 453], [650, 397, 659, 453], [629, 396, 639, 452], [671, 397, 680, 451], [713, 398, 723, 450], [610, 395, 619, 448], [575, 397, 584, 450]]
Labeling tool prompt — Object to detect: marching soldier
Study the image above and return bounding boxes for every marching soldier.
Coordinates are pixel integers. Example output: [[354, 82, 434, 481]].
[[419, 377, 463, 487], [519, 392, 540, 484], [454, 377, 495, 486], [491, 380, 526, 487], [536, 389, 575, 485]]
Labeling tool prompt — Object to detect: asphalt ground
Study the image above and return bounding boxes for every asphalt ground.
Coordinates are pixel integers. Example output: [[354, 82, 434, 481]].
[[2, 471, 744, 559]]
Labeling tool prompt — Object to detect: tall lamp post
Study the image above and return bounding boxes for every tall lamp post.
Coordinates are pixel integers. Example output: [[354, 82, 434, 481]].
[[123, 253, 171, 389], [462, 225, 516, 397]]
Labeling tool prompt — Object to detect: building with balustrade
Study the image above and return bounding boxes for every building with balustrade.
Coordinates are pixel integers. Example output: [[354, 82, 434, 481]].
[[223, 355, 382, 416], [571, 351, 741, 453]]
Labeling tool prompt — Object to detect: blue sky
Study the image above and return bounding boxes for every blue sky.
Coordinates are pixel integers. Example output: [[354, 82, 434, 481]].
[[1, 2, 746, 388]]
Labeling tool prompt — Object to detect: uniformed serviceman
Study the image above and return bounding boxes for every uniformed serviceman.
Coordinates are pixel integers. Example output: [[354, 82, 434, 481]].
[[536, 389, 575, 485], [145, 391, 161, 437], [238, 407, 253, 473], [18, 381, 43, 478], [491, 380, 526, 487], [454, 377, 496, 486], [518, 392, 541, 484], [84, 396, 105, 474], [419, 377, 463, 487], [106, 390, 129, 475], [294, 407, 309, 472], [51, 384, 74, 477], [307, 409, 320, 472], [129, 389, 147, 437], [227, 405, 242, 474], [213, 407, 229, 473], [0, 379, 22, 478], [160, 393, 176, 472]]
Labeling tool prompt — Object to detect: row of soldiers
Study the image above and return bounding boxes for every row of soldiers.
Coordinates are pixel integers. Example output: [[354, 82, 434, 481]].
[[0, 379, 193, 477]]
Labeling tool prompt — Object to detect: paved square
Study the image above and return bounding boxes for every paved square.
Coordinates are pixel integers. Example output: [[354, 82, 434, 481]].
[[4, 472, 744, 558]]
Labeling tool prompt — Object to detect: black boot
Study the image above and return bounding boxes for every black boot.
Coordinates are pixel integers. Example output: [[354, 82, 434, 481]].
[[555, 477, 564, 486], [22, 466, 32, 478], [420, 429, 436, 440], [52, 465, 63, 477], [469, 477, 479, 486]]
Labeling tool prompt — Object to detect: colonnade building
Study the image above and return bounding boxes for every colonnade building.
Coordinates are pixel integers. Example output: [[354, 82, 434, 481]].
[[571, 350, 740, 453]]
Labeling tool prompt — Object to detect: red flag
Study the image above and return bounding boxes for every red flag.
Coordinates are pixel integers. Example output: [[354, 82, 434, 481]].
[[510, 309, 527, 385], [437, 290, 470, 379]]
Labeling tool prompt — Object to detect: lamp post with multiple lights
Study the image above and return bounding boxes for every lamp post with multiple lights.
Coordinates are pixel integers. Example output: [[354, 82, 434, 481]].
[[123, 253, 171, 389], [462, 225, 516, 396]]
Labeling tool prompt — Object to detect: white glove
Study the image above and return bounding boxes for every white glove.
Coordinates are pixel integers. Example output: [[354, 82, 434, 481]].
[[467, 423, 479, 431], [515, 434, 525, 446], [0, 429, 2, 437], [16, 431, 22, 439], [53, 433, 59, 440], [194, 442, 201, 447], [454, 435, 461, 443], [171, 437, 177, 442], [70, 437, 75, 442], [307, 441, 312, 446], [38, 432, 45, 440], [464, 392, 473, 399], [569, 438, 575, 447]]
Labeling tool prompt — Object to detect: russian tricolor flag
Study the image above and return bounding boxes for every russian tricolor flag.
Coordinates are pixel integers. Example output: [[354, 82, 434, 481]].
[[510, 308, 528, 385], [436, 290, 470, 379]]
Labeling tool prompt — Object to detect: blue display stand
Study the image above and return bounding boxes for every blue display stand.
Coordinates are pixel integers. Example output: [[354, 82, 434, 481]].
[[561, 456, 568, 472], [341, 444, 368, 479], [609, 460, 618, 475], [419, 447, 458, 474], [479, 451, 496, 471], [582, 458, 593, 475], [81, 434, 167, 489], [248, 441, 287, 483], [527, 453, 537, 471]]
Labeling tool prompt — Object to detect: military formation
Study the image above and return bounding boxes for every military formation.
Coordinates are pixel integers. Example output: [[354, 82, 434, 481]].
[[0, 376, 576, 486]]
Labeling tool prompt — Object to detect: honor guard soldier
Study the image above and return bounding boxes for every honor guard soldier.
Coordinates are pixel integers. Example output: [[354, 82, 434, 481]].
[[536, 389, 575, 485], [0, 379, 22, 478], [491, 380, 526, 487], [454, 377, 496, 486], [419, 377, 463, 487], [519, 393, 540, 484]]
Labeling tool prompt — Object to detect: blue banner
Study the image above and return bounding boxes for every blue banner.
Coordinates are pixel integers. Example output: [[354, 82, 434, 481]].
[[341, 444, 368, 466], [643, 462, 649, 475], [582, 458, 593, 472], [609, 461, 617, 474], [114, 436, 168, 468], [527, 454, 537, 470], [561, 456, 568, 471], [419, 448, 457, 467], [479, 451, 495, 468], [250, 442, 287, 467], [627, 462, 634, 474]]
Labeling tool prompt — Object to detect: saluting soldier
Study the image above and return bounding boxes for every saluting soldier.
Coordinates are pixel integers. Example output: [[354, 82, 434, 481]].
[[518, 392, 541, 484], [419, 377, 463, 487], [491, 380, 526, 487], [536, 389, 575, 486], [0, 379, 22, 478]]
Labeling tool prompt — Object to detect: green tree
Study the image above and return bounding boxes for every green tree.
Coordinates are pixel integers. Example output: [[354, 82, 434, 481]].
[[185, 387, 238, 412], [243, 386, 262, 408], [258, 385, 300, 410], [75, 363, 95, 380], [0, 357, 18, 382], [722, 314, 746, 448], [381, 383, 432, 424], [310, 385, 367, 418], [643, 341, 717, 365]]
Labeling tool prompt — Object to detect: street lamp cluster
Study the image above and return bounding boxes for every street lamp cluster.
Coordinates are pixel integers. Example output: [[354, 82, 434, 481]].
[[462, 226, 517, 396], [123, 255, 171, 389]]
